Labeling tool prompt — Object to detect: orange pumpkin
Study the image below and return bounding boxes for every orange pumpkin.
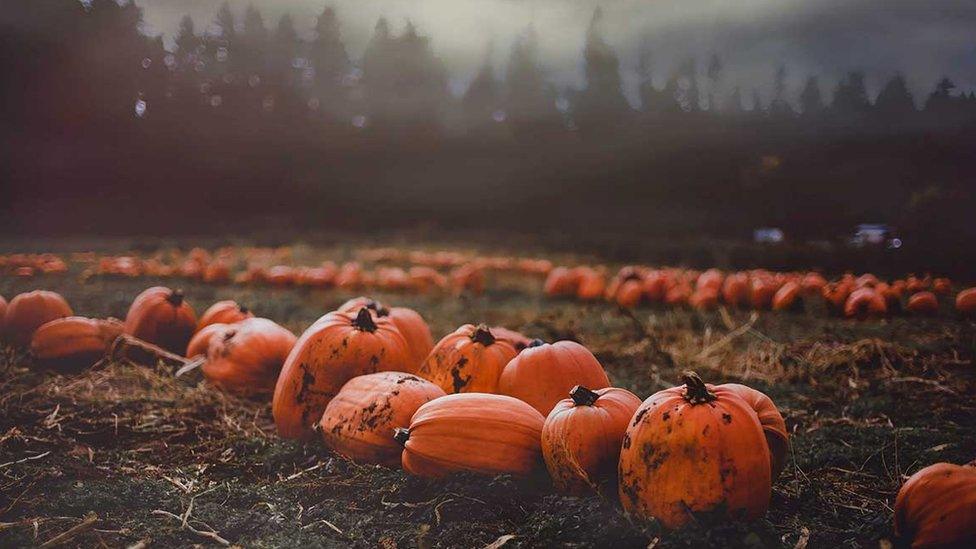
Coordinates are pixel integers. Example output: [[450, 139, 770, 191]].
[[689, 287, 720, 310], [0, 295, 7, 324], [906, 291, 939, 316], [800, 272, 827, 294], [2, 290, 73, 347], [197, 300, 253, 332], [721, 273, 750, 308], [187, 322, 226, 358], [894, 459, 976, 548], [490, 326, 532, 352], [696, 269, 724, 293], [272, 308, 410, 440], [822, 281, 852, 313], [337, 297, 433, 371], [30, 316, 123, 370], [615, 280, 644, 308], [772, 281, 802, 312], [201, 318, 297, 397], [320, 372, 445, 467], [749, 276, 779, 310], [394, 393, 545, 478], [643, 271, 668, 302], [619, 372, 771, 529], [544, 267, 579, 297], [721, 383, 789, 480], [576, 268, 606, 301], [956, 288, 976, 316], [498, 340, 611, 416], [844, 287, 887, 319], [931, 277, 952, 295], [123, 287, 197, 354], [542, 386, 641, 494], [417, 324, 517, 394]]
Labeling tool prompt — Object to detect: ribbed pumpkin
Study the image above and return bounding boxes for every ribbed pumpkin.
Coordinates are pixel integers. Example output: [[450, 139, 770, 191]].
[[201, 318, 297, 397], [619, 372, 771, 529], [542, 386, 641, 494], [272, 308, 410, 439], [907, 291, 939, 316], [337, 297, 433, 372], [30, 316, 123, 370], [894, 459, 976, 548], [721, 383, 789, 480], [197, 300, 253, 332], [393, 393, 545, 478], [498, 340, 611, 416], [417, 324, 517, 394], [123, 287, 197, 354], [187, 322, 225, 358], [2, 290, 73, 347], [320, 372, 445, 467]]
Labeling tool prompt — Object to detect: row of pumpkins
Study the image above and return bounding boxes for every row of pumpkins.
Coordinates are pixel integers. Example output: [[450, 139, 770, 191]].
[[549, 265, 976, 319], [2, 287, 972, 544]]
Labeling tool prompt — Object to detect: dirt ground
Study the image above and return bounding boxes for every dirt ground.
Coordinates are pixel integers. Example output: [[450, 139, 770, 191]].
[[1, 242, 975, 548]]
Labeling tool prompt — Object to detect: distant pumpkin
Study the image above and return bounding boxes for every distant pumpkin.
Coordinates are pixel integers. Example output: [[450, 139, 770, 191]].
[[30, 316, 123, 370], [123, 287, 196, 354], [2, 290, 73, 347], [906, 291, 939, 316]]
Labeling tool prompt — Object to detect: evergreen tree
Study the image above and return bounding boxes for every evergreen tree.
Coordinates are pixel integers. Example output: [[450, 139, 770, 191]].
[[505, 26, 558, 133], [574, 7, 629, 128], [769, 65, 794, 116], [798, 76, 823, 116], [310, 5, 349, 112], [462, 42, 501, 127], [874, 73, 915, 116], [706, 53, 723, 111], [831, 71, 871, 115]]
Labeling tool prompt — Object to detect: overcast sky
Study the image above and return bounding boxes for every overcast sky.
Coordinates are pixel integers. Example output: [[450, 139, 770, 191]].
[[135, 0, 976, 106]]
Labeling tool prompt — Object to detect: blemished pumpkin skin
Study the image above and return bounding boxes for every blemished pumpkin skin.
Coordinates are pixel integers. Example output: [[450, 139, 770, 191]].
[[894, 459, 976, 548], [319, 372, 445, 467], [417, 324, 518, 394], [196, 300, 253, 332], [907, 291, 939, 316], [337, 297, 433, 372], [202, 318, 297, 398], [30, 316, 123, 370], [393, 393, 545, 478], [123, 287, 197, 355], [272, 308, 410, 440], [2, 290, 73, 347], [618, 372, 772, 530], [956, 288, 976, 317], [720, 383, 789, 481], [542, 386, 642, 495], [498, 340, 612, 416]]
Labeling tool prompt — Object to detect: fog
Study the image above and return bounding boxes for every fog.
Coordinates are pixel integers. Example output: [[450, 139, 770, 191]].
[[136, 0, 976, 103]]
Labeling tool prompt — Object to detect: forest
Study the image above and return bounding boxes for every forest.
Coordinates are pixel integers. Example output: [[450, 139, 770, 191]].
[[3, 1, 976, 272]]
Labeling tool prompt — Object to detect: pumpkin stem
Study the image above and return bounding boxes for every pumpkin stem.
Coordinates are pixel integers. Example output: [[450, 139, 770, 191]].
[[527, 339, 546, 348], [393, 427, 410, 446], [681, 370, 717, 404], [365, 299, 390, 317], [166, 289, 185, 307], [471, 324, 496, 346], [238, 304, 249, 314], [353, 307, 378, 332], [570, 385, 599, 406]]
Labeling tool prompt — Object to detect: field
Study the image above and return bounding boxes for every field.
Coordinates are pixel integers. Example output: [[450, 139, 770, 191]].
[[1, 239, 975, 548]]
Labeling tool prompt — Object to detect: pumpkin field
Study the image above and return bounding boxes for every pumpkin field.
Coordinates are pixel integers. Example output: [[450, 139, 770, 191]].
[[1, 238, 975, 548]]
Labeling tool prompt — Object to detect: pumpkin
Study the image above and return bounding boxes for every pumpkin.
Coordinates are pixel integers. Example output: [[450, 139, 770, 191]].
[[417, 324, 517, 394], [907, 291, 939, 316], [689, 287, 720, 310], [956, 288, 976, 316], [749, 277, 779, 310], [30, 316, 123, 370], [800, 272, 827, 294], [450, 264, 485, 295], [202, 261, 231, 284], [542, 386, 641, 494], [664, 281, 692, 307], [197, 300, 253, 332], [320, 372, 445, 467], [272, 308, 410, 439], [932, 277, 952, 295], [696, 269, 724, 293], [544, 267, 579, 297], [187, 322, 226, 358], [498, 340, 611, 416], [894, 459, 976, 548], [2, 290, 73, 347], [201, 318, 297, 397], [394, 393, 545, 478], [771, 281, 802, 312], [619, 371, 771, 529], [615, 280, 644, 308], [822, 281, 852, 313], [0, 295, 6, 324], [337, 297, 433, 371], [721, 273, 750, 308], [844, 287, 887, 319], [643, 271, 668, 302], [720, 383, 789, 480], [123, 287, 196, 354], [576, 269, 607, 301]]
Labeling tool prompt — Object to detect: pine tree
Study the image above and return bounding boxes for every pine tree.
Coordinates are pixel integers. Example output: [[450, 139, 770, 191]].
[[874, 74, 915, 116], [310, 5, 349, 110], [798, 76, 823, 116], [574, 7, 629, 129]]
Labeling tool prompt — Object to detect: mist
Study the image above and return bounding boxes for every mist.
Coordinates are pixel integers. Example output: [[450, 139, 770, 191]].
[[136, 0, 976, 103]]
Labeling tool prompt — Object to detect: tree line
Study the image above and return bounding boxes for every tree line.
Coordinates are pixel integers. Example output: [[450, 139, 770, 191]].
[[4, 1, 975, 139]]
